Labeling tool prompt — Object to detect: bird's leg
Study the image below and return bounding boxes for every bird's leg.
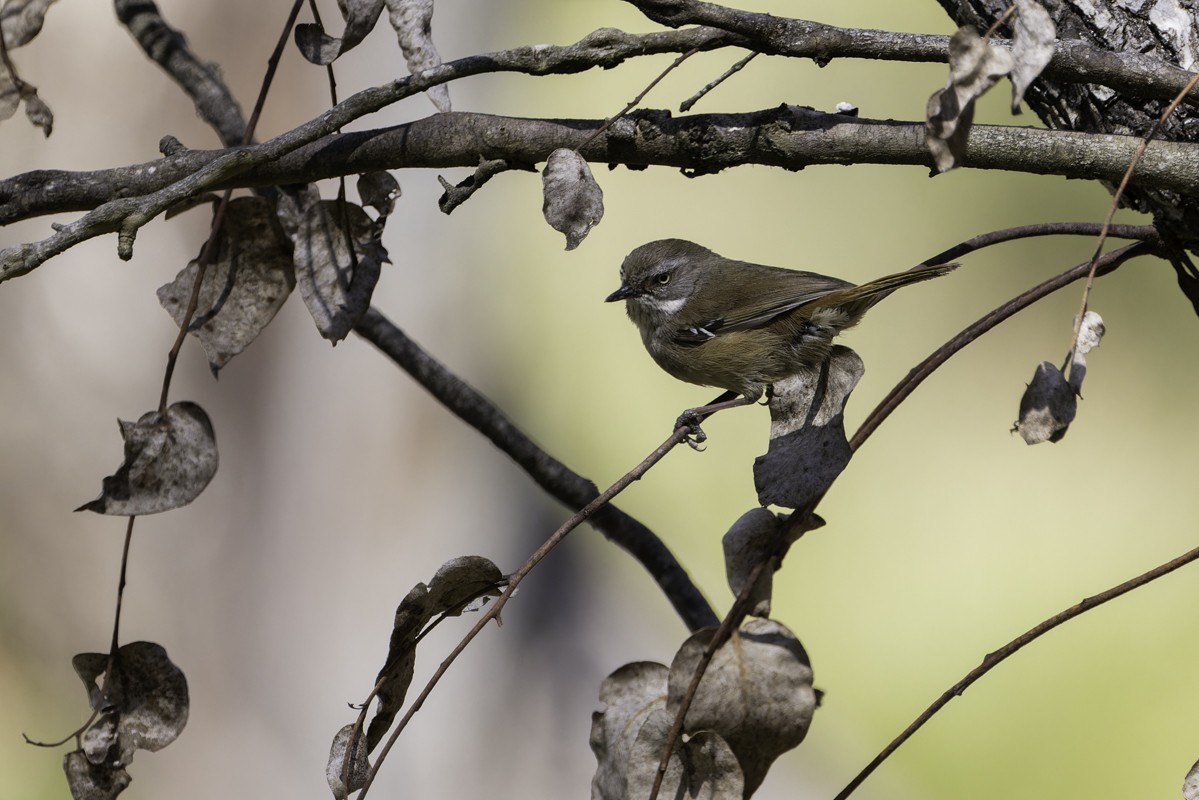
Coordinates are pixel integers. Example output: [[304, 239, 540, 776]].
[[676, 390, 757, 449]]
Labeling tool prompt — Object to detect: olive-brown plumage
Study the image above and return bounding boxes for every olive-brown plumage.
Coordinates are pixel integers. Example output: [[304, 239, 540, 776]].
[[606, 239, 957, 400]]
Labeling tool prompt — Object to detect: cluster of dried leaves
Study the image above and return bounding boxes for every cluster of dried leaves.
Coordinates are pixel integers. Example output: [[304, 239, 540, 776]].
[[9, 2, 447, 798]]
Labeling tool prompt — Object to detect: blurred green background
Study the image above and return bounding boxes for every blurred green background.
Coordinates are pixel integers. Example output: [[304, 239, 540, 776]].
[[1, 1, 1196, 799]]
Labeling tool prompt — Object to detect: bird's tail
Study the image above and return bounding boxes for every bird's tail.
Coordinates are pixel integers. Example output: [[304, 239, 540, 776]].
[[819, 261, 959, 316]]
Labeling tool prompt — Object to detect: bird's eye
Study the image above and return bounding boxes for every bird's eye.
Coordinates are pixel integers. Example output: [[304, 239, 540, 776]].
[[656, 271, 673, 285]]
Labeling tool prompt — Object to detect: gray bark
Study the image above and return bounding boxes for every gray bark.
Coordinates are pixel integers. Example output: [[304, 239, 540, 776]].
[[936, 0, 1199, 248]]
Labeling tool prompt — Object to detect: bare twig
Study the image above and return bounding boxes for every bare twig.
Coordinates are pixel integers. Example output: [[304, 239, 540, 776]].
[[437, 158, 535, 214], [680, 51, 757, 112], [354, 308, 718, 632], [574, 47, 700, 154], [834, 539, 1199, 800], [357, 424, 698, 799], [981, 4, 1017, 40]]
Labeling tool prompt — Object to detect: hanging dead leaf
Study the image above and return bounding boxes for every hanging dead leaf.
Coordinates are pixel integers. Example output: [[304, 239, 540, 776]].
[[76, 402, 218, 516], [294, 0, 384, 65], [722, 508, 783, 618], [667, 619, 817, 796], [364, 555, 501, 752], [357, 171, 401, 218], [63, 749, 130, 800], [926, 26, 1014, 172], [1, 0, 59, 47], [292, 199, 389, 343], [157, 197, 295, 375], [541, 148, 604, 250], [1067, 310, 1104, 394], [753, 346, 861, 509], [1015, 311, 1103, 445], [70, 641, 189, 767], [327, 724, 371, 799], [384, 0, 451, 112], [1014, 360, 1074, 444], [589, 662, 670, 800], [0, 0, 59, 135], [1010, 0, 1056, 112], [1183, 756, 1199, 800], [625, 710, 744, 800]]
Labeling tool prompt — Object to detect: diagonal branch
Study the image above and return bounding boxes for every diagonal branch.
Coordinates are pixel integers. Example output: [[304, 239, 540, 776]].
[[353, 307, 719, 633], [834, 537, 1199, 799], [114, 0, 248, 147]]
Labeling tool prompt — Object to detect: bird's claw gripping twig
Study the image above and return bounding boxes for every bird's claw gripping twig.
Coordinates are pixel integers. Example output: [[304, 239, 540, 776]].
[[676, 408, 709, 450]]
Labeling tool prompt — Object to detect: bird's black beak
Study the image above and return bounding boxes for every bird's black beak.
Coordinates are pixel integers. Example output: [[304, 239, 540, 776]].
[[605, 284, 640, 303]]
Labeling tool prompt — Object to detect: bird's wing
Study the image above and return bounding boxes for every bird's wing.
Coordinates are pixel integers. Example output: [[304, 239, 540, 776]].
[[710, 270, 854, 334]]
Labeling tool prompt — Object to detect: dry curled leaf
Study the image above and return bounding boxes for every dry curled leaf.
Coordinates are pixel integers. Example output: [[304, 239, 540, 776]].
[[1067, 309, 1104, 394], [157, 197, 295, 375], [357, 171, 401, 218], [385, 0, 451, 112], [1184, 756, 1199, 800], [722, 508, 783, 618], [1014, 360, 1075, 444], [365, 556, 501, 752], [541, 149, 604, 250], [1010, 0, 1056, 112], [20, 87, 50, 134], [327, 724, 371, 800], [1014, 311, 1104, 445], [70, 641, 189, 770], [63, 749, 130, 800], [292, 199, 390, 343], [667, 619, 817, 796], [425, 555, 503, 616], [2, 0, 59, 47], [589, 662, 670, 800], [753, 346, 862, 509], [625, 710, 744, 800], [0, 0, 57, 135], [926, 26, 1014, 172], [294, 0, 384, 65], [76, 402, 218, 515]]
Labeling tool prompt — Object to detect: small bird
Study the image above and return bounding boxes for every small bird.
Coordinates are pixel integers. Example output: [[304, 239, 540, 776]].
[[606, 239, 957, 402]]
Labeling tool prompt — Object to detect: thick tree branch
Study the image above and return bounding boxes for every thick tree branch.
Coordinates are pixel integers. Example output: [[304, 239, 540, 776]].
[[4, 108, 1197, 234], [0, 25, 736, 280], [354, 307, 720, 633], [6, 7, 1199, 276]]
